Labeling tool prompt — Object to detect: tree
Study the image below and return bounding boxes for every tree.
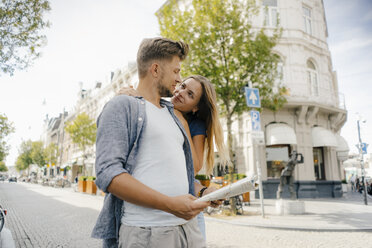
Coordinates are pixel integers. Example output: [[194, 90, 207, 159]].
[[65, 113, 96, 176], [44, 142, 59, 166], [0, 113, 15, 162], [0, 161, 8, 172], [0, 0, 51, 75], [15, 139, 33, 172], [157, 0, 287, 167], [158, 0, 287, 213], [31, 140, 46, 167]]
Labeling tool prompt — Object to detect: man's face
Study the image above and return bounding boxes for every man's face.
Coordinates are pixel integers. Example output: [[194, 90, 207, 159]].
[[157, 56, 182, 97]]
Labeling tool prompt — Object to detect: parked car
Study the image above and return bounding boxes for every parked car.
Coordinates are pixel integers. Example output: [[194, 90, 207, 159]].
[[8, 176, 17, 183]]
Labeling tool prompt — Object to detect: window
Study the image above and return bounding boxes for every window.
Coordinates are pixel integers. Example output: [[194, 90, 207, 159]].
[[303, 6, 312, 35], [266, 145, 290, 179], [263, 0, 278, 27], [273, 57, 283, 93], [313, 147, 325, 180], [307, 60, 318, 96]]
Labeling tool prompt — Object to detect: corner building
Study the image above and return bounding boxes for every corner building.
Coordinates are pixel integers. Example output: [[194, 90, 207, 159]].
[[159, 0, 349, 198]]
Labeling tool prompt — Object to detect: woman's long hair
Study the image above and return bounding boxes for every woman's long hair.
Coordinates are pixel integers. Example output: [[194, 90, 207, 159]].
[[184, 75, 230, 174]]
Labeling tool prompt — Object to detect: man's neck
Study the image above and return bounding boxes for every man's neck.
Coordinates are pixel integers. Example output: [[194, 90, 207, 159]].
[[136, 79, 162, 108]]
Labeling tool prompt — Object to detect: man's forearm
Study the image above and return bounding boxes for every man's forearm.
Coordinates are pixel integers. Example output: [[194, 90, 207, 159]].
[[108, 173, 210, 220], [108, 173, 172, 212]]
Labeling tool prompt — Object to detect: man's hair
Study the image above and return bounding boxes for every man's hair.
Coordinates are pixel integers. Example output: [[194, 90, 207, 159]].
[[137, 37, 189, 78]]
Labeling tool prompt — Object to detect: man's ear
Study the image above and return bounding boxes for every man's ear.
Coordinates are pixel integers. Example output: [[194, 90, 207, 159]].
[[150, 63, 160, 78]]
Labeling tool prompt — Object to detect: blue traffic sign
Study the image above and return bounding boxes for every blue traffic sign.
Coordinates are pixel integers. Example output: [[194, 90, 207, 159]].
[[245, 87, 261, 108], [250, 110, 261, 131], [361, 143, 368, 154]]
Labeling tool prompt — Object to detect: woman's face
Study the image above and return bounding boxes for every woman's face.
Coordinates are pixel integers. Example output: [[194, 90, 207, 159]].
[[171, 78, 203, 113]]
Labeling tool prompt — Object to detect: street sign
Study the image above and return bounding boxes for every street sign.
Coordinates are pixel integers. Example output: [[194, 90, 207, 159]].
[[361, 143, 368, 154], [356, 143, 369, 154], [251, 130, 265, 144], [250, 110, 261, 131], [245, 87, 261, 108]]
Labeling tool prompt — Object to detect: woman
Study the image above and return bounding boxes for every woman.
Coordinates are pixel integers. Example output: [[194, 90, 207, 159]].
[[118, 75, 230, 238]]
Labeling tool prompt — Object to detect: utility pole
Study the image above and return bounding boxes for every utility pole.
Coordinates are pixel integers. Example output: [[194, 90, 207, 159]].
[[357, 118, 368, 205]]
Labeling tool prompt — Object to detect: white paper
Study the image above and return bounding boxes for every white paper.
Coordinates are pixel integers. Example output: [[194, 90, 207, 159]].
[[195, 176, 258, 202]]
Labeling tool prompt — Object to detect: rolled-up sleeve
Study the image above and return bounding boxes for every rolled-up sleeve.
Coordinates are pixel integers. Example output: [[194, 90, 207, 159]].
[[95, 97, 131, 192]]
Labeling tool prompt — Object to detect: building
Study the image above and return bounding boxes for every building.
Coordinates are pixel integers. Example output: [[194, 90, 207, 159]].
[[159, 0, 349, 198], [42, 63, 138, 181]]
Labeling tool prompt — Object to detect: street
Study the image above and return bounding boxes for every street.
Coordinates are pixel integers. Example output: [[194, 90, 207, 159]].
[[0, 182, 371, 248]]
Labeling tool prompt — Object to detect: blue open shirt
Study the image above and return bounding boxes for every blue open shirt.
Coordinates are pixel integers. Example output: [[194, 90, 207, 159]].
[[91, 95, 195, 248]]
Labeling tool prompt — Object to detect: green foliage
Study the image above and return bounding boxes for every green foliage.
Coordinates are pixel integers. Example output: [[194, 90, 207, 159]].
[[0, 0, 51, 75], [157, 0, 286, 115], [31, 140, 45, 167], [65, 113, 96, 154], [195, 174, 209, 180], [0, 113, 15, 162], [78, 176, 87, 181], [224, 173, 246, 181], [15, 139, 33, 171], [44, 143, 59, 165], [86, 176, 96, 181], [0, 161, 8, 172]]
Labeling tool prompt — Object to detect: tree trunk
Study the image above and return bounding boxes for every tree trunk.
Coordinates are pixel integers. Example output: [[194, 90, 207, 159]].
[[226, 114, 237, 215]]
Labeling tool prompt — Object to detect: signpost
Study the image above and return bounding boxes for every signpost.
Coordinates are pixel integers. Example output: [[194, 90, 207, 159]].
[[244, 86, 265, 217], [357, 119, 368, 205]]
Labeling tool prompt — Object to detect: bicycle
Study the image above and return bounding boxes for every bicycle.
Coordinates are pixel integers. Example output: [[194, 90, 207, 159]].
[[205, 194, 244, 215], [0, 204, 7, 233]]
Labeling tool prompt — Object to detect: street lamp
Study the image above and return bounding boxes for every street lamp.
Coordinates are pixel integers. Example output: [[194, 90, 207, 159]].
[[357, 114, 368, 205]]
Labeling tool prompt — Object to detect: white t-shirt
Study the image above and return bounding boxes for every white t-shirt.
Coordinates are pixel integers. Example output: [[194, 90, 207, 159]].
[[121, 101, 189, 226]]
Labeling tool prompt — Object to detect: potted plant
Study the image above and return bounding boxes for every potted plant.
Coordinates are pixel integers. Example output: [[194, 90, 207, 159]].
[[341, 179, 348, 193], [78, 176, 87, 193], [195, 174, 210, 187], [86, 176, 97, 194]]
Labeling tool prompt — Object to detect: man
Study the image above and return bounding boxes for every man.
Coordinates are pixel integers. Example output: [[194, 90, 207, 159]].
[[92, 38, 210, 248]]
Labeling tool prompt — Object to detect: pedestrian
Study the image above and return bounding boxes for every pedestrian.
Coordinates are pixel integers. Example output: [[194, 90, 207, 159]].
[[119, 75, 230, 239], [92, 37, 212, 248], [350, 174, 356, 192]]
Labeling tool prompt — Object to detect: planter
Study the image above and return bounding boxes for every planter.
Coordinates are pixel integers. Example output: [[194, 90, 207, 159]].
[[342, 183, 348, 193], [78, 180, 86, 192], [242, 192, 250, 202], [200, 179, 210, 187], [86, 180, 97, 194]]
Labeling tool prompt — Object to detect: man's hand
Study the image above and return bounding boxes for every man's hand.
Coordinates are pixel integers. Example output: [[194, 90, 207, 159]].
[[165, 194, 210, 220], [203, 186, 224, 208]]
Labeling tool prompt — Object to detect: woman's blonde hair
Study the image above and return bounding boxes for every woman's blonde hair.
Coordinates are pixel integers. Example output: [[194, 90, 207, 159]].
[[184, 75, 230, 174]]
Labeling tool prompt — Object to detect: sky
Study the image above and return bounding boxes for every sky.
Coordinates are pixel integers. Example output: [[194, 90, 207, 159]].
[[1, 0, 372, 166]]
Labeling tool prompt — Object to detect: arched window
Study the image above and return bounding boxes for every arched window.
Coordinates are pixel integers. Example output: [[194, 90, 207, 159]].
[[273, 57, 283, 93], [307, 60, 318, 96]]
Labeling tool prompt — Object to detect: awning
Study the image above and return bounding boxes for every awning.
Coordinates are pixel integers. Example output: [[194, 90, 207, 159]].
[[311, 126, 338, 147], [335, 135, 349, 152], [335, 134, 349, 161], [265, 123, 297, 146]]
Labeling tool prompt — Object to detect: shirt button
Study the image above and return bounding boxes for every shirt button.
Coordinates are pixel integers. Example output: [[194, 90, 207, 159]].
[[138, 117, 143, 121]]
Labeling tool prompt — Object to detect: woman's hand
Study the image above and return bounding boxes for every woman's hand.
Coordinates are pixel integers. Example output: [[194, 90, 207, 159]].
[[203, 186, 224, 208], [117, 86, 141, 97]]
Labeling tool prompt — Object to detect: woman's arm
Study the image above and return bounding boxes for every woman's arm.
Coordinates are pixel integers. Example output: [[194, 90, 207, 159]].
[[192, 134, 205, 174], [173, 109, 201, 173]]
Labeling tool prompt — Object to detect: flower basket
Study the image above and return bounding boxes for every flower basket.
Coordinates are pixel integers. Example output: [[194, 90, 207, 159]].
[[195, 174, 210, 187], [86, 176, 97, 195], [78, 176, 87, 192]]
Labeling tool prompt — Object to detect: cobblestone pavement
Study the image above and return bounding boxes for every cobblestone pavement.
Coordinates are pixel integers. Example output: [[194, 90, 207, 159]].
[[0, 182, 102, 248], [1, 182, 372, 248], [206, 221, 372, 248]]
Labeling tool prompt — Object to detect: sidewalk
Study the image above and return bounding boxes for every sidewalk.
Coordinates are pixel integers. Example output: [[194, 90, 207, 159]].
[[205, 190, 372, 231]]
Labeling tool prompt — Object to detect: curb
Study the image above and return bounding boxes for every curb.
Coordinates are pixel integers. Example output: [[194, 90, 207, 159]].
[[204, 216, 372, 232]]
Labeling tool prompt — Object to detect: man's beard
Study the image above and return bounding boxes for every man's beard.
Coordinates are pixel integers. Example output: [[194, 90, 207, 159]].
[[157, 74, 173, 97]]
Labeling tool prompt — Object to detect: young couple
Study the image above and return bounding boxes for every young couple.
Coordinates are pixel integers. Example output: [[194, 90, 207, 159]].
[[92, 37, 229, 248]]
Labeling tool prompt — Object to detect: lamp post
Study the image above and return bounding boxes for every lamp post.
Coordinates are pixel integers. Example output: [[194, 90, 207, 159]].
[[357, 117, 368, 205]]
